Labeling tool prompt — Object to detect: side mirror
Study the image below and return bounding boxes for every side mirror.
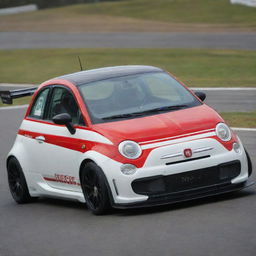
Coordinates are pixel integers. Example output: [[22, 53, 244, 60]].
[[52, 113, 76, 135], [194, 91, 206, 102]]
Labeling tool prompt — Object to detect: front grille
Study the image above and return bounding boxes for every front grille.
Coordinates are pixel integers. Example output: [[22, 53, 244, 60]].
[[132, 161, 241, 196], [166, 155, 210, 165]]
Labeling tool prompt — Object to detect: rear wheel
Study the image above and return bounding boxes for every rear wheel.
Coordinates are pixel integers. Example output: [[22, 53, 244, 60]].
[[7, 157, 36, 204], [80, 162, 110, 215]]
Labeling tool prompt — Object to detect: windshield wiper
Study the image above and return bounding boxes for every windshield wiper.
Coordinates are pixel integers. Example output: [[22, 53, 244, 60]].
[[102, 112, 144, 120], [102, 105, 188, 120], [137, 104, 188, 114]]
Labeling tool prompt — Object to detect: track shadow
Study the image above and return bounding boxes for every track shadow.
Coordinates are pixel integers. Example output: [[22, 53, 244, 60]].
[[113, 188, 256, 217], [23, 186, 255, 216], [36, 197, 87, 211]]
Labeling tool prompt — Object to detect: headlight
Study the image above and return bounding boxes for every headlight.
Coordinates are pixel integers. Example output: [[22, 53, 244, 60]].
[[118, 140, 142, 159], [216, 123, 232, 142]]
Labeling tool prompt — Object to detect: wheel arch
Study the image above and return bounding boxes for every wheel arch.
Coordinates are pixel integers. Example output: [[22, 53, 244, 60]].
[[79, 158, 115, 207], [6, 155, 15, 169], [79, 158, 95, 182], [6, 154, 31, 183]]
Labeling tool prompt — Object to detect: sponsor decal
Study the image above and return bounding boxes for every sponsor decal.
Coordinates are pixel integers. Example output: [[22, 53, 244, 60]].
[[55, 174, 76, 185], [44, 174, 81, 186]]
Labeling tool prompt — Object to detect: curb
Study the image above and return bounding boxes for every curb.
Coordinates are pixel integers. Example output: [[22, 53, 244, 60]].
[[231, 127, 256, 132]]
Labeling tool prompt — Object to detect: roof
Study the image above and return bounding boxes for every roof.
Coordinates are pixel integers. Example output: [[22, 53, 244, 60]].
[[58, 65, 163, 86]]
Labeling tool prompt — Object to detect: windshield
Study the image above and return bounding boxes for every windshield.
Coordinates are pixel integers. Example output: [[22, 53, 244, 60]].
[[78, 71, 201, 124]]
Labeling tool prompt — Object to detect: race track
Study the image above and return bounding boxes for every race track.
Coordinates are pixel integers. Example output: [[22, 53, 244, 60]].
[[1, 12, 256, 255], [1, 32, 256, 49], [0, 107, 255, 256]]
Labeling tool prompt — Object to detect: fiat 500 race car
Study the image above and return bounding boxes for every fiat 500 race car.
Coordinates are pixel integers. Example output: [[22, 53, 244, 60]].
[[0, 65, 253, 215]]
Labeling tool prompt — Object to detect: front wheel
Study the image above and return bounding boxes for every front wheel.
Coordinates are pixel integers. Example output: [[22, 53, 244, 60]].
[[80, 162, 110, 215], [7, 157, 36, 204]]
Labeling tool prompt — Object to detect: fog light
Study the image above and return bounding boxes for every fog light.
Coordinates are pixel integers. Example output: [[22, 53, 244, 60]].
[[120, 164, 137, 175], [233, 142, 241, 153]]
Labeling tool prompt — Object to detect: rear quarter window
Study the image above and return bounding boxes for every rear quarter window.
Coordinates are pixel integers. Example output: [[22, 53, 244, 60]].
[[29, 88, 49, 119]]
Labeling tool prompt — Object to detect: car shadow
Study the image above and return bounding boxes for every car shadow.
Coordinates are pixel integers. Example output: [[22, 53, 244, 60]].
[[37, 197, 88, 211], [31, 187, 255, 216], [113, 188, 256, 217]]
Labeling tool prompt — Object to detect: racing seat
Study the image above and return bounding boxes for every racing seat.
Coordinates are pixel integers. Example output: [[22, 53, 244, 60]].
[[52, 93, 79, 123], [114, 83, 145, 109]]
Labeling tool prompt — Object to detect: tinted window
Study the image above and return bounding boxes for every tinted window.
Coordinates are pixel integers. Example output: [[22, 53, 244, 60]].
[[79, 71, 201, 124], [29, 88, 49, 119], [47, 87, 84, 126]]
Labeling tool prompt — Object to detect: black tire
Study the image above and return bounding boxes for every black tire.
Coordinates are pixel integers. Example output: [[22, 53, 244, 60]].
[[7, 157, 36, 204], [80, 162, 110, 215], [245, 149, 253, 177]]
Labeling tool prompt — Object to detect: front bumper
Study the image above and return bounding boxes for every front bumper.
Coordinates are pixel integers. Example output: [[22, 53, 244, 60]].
[[95, 136, 253, 208], [113, 180, 254, 209]]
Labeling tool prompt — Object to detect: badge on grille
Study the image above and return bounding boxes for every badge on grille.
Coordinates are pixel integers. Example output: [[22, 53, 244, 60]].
[[184, 148, 192, 158]]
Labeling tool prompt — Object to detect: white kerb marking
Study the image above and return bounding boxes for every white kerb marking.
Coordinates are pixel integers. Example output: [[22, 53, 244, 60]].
[[232, 127, 256, 132], [192, 87, 256, 91]]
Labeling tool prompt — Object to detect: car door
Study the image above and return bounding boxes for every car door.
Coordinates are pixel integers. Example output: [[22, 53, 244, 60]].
[[24, 85, 84, 192]]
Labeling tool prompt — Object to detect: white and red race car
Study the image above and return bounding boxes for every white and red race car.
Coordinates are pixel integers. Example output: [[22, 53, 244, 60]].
[[0, 65, 253, 214]]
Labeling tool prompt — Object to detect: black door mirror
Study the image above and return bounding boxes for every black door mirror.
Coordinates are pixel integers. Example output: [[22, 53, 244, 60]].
[[52, 113, 76, 135], [194, 91, 206, 102]]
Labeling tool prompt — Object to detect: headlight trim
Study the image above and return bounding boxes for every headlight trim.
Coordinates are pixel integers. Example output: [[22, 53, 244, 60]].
[[118, 140, 142, 159], [216, 123, 232, 142]]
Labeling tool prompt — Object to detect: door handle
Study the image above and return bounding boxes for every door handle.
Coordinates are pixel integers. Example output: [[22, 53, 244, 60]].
[[35, 136, 45, 143]]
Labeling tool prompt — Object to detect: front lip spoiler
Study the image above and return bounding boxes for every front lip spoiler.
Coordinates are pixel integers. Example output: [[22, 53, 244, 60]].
[[112, 180, 255, 209]]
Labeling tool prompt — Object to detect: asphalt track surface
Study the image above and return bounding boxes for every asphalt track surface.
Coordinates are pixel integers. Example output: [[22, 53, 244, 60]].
[[0, 107, 255, 256], [1, 32, 256, 49], [202, 89, 256, 112]]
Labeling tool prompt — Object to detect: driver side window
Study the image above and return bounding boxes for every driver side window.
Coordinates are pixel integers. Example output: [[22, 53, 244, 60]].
[[48, 87, 84, 126]]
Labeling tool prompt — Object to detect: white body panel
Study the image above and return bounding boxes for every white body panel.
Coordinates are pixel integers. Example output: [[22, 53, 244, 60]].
[[8, 119, 250, 205]]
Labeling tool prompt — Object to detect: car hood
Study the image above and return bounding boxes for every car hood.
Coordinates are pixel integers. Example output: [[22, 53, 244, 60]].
[[92, 104, 223, 144]]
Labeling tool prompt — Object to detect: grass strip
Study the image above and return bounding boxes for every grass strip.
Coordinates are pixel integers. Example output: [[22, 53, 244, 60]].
[[0, 0, 256, 30], [0, 48, 256, 87], [66, 0, 256, 26], [220, 111, 256, 128]]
